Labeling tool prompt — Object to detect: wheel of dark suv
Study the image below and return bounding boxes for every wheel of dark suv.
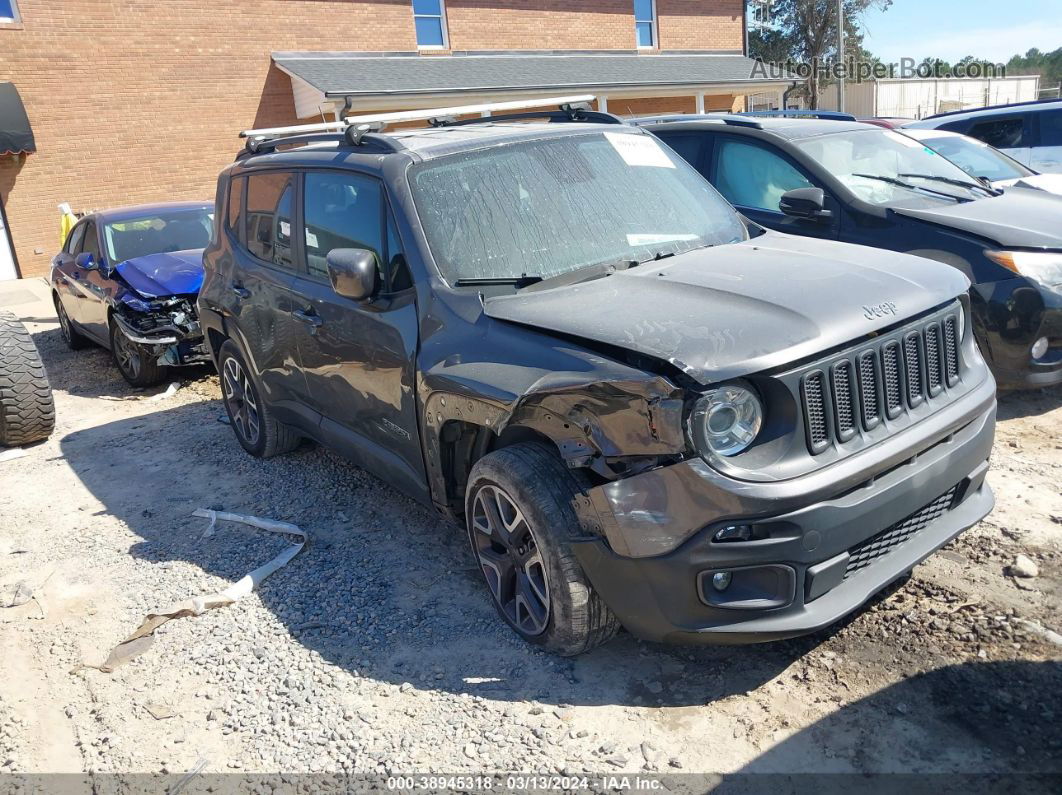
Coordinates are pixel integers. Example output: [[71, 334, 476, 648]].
[[53, 294, 89, 350], [0, 311, 56, 447], [217, 339, 299, 458], [465, 443, 620, 656], [109, 320, 168, 388]]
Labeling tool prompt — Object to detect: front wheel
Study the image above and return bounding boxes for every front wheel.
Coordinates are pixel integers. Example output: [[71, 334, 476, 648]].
[[465, 443, 619, 656], [109, 320, 168, 387]]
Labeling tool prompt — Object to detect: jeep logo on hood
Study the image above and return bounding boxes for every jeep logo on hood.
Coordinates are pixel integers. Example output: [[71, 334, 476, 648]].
[[864, 302, 898, 320]]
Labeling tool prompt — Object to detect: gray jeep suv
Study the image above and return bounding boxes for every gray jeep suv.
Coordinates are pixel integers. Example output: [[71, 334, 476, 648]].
[[199, 103, 996, 654]]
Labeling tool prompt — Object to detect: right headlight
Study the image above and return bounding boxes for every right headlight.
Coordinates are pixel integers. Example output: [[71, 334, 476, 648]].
[[690, 383, 763, 458], [985, 249, 1062, 287]]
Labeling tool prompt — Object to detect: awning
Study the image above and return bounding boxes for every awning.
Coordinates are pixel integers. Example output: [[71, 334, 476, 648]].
[[272, 51, 795, 117], [0, 82, 35, 156]]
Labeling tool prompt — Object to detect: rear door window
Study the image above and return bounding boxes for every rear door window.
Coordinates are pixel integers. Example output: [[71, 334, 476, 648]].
[[966, 116, 1027, 149], [713, 138, 813, 212], [227, 177, 245, 243], [1039, 109, 1062, 147], [246, 171, 296, 270], [81, 222, 101, 262], [656, 133, 708, 175], [65, 223, 86, 254]]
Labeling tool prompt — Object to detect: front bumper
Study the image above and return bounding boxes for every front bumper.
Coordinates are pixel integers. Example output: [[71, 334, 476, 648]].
[[574, 378, 996, 645], [977, 277, 1062, 389]]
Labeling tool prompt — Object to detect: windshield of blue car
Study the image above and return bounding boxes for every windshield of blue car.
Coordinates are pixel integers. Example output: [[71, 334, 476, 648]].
[[103, 209, 213, 264], [409, 131, 747, 284], [796, 129, 991, 206], [909, 133, 1034, 182]]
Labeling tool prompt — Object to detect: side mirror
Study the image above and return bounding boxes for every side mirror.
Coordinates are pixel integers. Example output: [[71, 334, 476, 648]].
[[75, 252, 97, 269], [779, 187, 833, 221], [326, 248, 378, 301]]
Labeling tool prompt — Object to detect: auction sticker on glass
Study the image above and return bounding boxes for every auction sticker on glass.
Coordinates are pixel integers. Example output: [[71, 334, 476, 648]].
[[605, 132, 675, 168]]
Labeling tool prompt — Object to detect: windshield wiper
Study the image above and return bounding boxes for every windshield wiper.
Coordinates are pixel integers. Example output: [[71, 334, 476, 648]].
[[454, 276, 543, 288], [852, 173, 970, 202], [898, 172, 1001, 196]]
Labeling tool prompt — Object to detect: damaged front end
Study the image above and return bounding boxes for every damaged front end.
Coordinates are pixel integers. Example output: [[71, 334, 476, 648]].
[[110, 249, 209, 368], [113, 292, 209, 367]]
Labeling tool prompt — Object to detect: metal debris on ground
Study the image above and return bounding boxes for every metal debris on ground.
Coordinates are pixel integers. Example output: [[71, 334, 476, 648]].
[[148, 382, 181, 402], [90, 509, 308, 673]]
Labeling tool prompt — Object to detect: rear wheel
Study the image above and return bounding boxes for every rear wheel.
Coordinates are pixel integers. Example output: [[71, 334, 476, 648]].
[[0, 311, 56, 447], [110, 320, 168, 387], [465, 443, 619, 656], [217, 339, 299, 458]]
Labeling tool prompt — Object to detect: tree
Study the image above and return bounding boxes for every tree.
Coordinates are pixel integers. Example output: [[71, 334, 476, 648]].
[[749, 0, 892, 108], [1006, 47, 1062, 93]]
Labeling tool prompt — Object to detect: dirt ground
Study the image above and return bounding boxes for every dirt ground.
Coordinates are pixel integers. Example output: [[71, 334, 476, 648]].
[[1, 280, 1060, 786]]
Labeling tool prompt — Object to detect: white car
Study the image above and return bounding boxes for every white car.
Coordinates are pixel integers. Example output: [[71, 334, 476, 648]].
[[902, 128, 1062, 197]]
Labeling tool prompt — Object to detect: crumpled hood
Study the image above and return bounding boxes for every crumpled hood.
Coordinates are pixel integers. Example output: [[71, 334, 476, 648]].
[[891, 190, 1062, 248], [115, 249, 204, 298], [483, 233, 969, 384]]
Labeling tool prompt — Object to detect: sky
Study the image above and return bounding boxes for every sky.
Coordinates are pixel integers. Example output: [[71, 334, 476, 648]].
[[856, 0, 1062, 65]]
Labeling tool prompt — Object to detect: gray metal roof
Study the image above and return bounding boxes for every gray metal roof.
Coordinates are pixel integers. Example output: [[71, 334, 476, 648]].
[[272, 51, 793, 98]]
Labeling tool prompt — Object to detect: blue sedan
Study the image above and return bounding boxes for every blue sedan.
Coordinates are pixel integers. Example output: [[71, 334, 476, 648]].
[[50, 202, 214, 386]]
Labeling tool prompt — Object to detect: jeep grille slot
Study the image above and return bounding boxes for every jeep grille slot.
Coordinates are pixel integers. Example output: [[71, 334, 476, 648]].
[[797, 304, 964, 455], [943, 314, 960, 386], [802, 371, 830, 454], [857, 350, 881, 431], [831, 362, 856, 442], [903, 332, 924, 407], [881, 341, 903, 419]]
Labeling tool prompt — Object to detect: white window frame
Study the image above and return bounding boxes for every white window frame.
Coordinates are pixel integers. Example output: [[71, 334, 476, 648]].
[[413, 0, 449, 50], [0, 0, 21, 23], [634, 0, 657, 50]]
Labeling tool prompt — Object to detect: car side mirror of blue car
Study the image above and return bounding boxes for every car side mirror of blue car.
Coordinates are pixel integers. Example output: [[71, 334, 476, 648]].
[[779, 187, 833, 221], [74, 252, 97, 270]]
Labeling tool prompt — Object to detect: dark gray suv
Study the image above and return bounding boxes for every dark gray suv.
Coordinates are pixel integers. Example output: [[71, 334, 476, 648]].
[[199, 104, 996, 654]]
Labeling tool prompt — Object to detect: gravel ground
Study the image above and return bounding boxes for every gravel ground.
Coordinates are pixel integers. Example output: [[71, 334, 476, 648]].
[[1, 305, 1060, 784]]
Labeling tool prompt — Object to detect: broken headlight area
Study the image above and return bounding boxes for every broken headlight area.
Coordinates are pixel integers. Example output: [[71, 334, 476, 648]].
[[114, 294, 209, 367]]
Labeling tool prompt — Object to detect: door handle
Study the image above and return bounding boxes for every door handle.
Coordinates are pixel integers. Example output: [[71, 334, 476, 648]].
[[231, 283, 250, 299], [292, 308, 324, 334]]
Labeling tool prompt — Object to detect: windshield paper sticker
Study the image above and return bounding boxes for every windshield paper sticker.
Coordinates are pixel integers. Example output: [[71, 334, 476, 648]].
[[605, 132, 676, 168]]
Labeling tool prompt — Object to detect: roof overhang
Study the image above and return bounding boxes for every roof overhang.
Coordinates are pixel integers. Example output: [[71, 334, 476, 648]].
[[0, 82, 35, 156], [272, 51, 795, 118]]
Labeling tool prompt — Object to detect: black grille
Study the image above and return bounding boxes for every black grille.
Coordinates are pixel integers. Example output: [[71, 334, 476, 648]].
[[800, 309, 963, 454], [904, 333, 924, 407], [802, 371, 829, 453], [832, 362, 856, 441], [844, 486, 959, 579]]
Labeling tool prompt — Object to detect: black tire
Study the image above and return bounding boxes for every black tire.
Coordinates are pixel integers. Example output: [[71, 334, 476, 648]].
[[0, 311, 56, 447], [465, 443, 620, 656], [109, 319, 169, 387], [217, 339, 300, 458], [53, 293, 90, 350]]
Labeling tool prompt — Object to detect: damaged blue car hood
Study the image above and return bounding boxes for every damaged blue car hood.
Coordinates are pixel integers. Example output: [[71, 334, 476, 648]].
[[115, 250, 204, 298]]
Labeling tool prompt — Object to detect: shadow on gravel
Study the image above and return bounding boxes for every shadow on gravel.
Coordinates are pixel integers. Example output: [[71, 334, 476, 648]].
[[997, 387, 1062, 421], [56, 394, 883, 709], [724, 660, 1061, 786]]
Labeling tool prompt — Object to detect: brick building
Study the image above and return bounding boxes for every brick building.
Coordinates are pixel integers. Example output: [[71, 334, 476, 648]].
[[0, 0, 789, 279]]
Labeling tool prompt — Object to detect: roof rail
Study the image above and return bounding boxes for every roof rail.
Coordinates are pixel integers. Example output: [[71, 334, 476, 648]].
[[431, 104, 623, 127], [239, 94, 599, 139], [237, 129, 406, 159], [738, 109, 858, 121], [924, 97, 1061, 120]]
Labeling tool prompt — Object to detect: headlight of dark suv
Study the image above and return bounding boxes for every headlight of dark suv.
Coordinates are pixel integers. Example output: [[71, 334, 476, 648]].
[[689, 382, 764, 458]]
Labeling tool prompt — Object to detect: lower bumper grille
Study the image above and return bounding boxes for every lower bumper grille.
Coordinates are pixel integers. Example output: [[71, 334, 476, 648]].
[[843, 485, 960, 579]]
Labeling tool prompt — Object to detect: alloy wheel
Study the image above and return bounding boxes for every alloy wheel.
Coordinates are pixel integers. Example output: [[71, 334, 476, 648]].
[[113, 331, 142, 380], [57, 301, 72, 342], [471, 484, 551, 636], [222, 356, 261, 446]]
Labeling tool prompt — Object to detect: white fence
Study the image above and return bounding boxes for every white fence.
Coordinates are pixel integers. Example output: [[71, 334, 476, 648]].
[[818, 76, 1041, 118]]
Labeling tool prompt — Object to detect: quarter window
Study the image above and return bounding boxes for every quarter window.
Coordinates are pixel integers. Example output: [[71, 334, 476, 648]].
[[304, 172, 384, 282], [634, 0, 656, 48], [967, 117, 1026, 149], [246, 172, 296, 270], [0, 0, 20, 23], [413, 0, 448, 48], [715, 139, 812, 212]]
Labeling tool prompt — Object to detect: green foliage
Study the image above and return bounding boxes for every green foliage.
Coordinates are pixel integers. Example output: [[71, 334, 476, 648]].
[[1007, 47, 1062, 89]]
